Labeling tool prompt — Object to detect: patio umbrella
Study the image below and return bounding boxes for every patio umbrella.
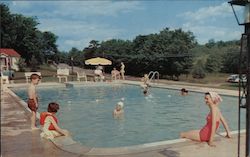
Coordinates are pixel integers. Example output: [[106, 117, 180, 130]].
[[85, 57, 112, 65]]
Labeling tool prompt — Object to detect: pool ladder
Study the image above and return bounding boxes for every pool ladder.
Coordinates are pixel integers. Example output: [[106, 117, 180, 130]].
[[148, 71, 159, 83]]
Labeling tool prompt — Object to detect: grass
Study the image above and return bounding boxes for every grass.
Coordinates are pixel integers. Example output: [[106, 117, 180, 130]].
[[11, 65, 239, 90], [12, 65, 77, 83], [165, 73, 238, 90], [178, 73, 228, 84], [220, 83, 239, 90]]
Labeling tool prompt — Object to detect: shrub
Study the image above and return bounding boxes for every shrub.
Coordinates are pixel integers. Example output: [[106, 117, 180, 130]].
[[17, 58, 26, 72]]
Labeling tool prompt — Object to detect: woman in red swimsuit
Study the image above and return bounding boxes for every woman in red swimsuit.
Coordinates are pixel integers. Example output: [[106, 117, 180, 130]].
[[180, 92, 231, 146]]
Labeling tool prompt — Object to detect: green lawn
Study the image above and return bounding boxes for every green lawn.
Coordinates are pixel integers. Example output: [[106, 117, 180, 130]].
[[178, 73, 239, 90], [13, 65, 77, 83], [11, 65, 239, 90]]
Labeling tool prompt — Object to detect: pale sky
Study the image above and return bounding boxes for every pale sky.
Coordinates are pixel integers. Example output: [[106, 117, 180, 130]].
[[3, 0, 244, 51]]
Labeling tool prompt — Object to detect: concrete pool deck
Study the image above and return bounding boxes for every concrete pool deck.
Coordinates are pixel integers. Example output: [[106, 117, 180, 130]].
[[1, 81, 246, 157]]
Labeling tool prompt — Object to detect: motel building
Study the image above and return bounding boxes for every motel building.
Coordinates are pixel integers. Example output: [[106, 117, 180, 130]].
[[0, 48, 21, 72], [0, 48, 21, 84]]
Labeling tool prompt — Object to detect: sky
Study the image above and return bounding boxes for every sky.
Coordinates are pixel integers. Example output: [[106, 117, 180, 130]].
[[3, 0, 244, 52]]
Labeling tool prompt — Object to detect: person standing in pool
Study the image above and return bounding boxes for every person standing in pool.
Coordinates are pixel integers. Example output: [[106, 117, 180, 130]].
[[113, 101, 124, 118], [27, 73, 41, 130], [142, 85, 149, 96], [180, 92, 231, 147]]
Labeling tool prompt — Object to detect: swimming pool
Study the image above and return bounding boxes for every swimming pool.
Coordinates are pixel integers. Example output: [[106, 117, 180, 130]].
[[12, 84, 245, 147]]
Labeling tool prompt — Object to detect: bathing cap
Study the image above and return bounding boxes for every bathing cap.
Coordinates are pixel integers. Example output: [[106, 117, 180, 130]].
[[117, 101, 124, 108]]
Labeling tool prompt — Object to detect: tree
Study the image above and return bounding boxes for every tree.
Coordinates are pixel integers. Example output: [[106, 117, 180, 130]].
[[30, 56, 39, 71], [68, 47, 84, 67], [205, 52, 222, 73], [192, 57, 206, 79], [1, 3, 14, 48], [55, 51, 69, 64], [83, 40, 100, 59], [16, 58, 26, 72], [131, 28, 196, 76], [205, 39, 215, 48], [221, 48, 240, 73], [1, 3, 59, 65], [83, 28, 196, 77], [41, 31, 58, 63]]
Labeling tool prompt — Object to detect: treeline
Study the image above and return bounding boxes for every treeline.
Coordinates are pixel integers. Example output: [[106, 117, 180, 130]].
[[1, 4, 58, 70], [75, 28, 196, 79], [191, 39, 242, 78], [1, 3, 242, 79]]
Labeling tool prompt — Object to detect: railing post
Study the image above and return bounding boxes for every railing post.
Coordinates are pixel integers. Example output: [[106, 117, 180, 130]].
[[246, 24, 250, 157]]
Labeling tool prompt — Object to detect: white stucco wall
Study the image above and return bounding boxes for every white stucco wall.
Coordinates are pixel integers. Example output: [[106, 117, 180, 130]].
[[11, 57, 19, 71], [0, 54, 20, 71]]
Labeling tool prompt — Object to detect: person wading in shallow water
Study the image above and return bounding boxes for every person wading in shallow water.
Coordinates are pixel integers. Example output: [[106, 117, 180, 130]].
[[180, 88, 188, 96], [113, 101, 124, 118]]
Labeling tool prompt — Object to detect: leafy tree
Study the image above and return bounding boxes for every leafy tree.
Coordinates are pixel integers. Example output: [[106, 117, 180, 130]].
[[30, 56, 39, 71], [68, 47, 84, 67], [1, 3, 58, 65], [191, 40, 240, 74], [1, 3, 14, 47], [83, 40, 100, 59], [98, 39, 133, 70], [87, 28, 196, 77], [16, 58, 26, 72], [221, 48, 240, 73], [55, 51, 69, 64], [205, 52, 222, 73], [41, 31, 58, 63], [205, 39, 215, 48], [192, 57, 206, 79]]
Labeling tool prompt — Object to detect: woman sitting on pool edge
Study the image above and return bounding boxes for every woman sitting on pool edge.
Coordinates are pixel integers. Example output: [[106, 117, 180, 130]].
[[40, 102, 70, 139], [180, 92, 231, 147]]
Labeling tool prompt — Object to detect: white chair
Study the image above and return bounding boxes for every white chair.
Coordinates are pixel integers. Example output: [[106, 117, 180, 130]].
[[57, 68, 69, 83], [24, 72, 41, 83], [111, 70, 121, 80], [76, 71, 87, 82], [0, 72, 9, 84]]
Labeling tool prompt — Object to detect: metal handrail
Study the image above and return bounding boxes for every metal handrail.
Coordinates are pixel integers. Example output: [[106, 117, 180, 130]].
[[148, 71, 159, 82]]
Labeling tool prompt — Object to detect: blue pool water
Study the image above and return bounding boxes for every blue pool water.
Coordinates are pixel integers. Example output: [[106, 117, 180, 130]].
[[12, 84, 245, 147]]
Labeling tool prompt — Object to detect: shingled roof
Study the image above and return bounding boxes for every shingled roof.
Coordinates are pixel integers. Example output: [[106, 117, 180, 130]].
[[0, 48, 20, 57]]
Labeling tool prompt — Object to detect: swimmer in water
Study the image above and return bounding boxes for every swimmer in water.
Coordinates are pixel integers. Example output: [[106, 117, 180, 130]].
[[113, 101, 124, 118], [181, 88, 189, 96]]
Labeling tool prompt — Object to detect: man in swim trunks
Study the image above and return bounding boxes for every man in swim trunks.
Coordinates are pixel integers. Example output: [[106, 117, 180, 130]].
[[27, 73, 41, 130]]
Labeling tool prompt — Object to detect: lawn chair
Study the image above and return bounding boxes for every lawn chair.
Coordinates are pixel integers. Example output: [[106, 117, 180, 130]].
[[0, 72, 9, 84], [57, 68, 69, 83], [24, 72, 41, 83], [76, 71, 87, 82]]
